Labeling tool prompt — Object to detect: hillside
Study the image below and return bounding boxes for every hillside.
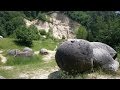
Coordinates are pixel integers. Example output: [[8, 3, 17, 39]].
[[24, 11, 80, 39], [0, 11, 120, 79]]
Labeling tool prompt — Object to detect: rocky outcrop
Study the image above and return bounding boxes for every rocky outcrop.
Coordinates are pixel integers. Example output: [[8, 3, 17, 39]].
[[24, 12, 80, 39], [8, 48, 34, 57]]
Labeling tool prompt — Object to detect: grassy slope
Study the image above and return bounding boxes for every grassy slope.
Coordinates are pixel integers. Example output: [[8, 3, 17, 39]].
[[0, 38, 58, 78], [0, 38, 58, 51], [0, 38, 120, 79]]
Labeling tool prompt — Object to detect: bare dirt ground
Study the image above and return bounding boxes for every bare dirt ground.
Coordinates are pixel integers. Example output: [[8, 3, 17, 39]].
[[1, 50, 120, 79], [18, 66, 59, 79], [0, 50, 7, 63]]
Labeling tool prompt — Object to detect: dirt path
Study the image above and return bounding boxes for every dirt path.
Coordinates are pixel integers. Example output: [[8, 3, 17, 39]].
[[18, 66, 59, 79], [0, 51, 7, 63]]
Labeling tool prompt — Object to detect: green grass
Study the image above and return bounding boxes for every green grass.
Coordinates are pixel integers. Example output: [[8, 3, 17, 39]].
[[0, 58, 57, 78], [0, 38, 58, 51], [1, 38, 120, 79], [0, 38, 58, 78], [5, 55, 42, 66], [32, 38, 58, 51], [0, 38, 24, 50]]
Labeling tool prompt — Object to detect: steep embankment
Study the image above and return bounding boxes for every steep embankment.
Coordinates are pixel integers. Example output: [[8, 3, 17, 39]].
[[24, 12, 80, 39]]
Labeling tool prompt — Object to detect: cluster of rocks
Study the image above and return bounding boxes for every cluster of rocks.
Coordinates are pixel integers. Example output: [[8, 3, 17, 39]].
[[7, 46, 56, 62], [8, 47, 34, 57], [55, 39, 119, 74]]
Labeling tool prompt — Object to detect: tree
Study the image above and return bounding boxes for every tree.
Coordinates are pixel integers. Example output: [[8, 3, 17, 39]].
[[75, 26, 88, 39], [15, 26, 33, 47], [5, 16, 25, 36], [28, 25, 40, 40]]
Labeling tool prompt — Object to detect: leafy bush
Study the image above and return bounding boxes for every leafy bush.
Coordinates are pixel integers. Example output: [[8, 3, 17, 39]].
[[39, 29, 47, 35], [15, 26, 33, 47], [37, 12, 50, 22], [75, 26, 88, 39], [28, 25, 40, 40]]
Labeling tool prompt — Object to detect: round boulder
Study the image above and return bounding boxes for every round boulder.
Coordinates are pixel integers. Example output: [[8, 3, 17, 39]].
[[93, 48, 119, 72], [8, 49, 21, 56], [55, 39, 93, 74], [23, 47, 33, 52], [90, 42, 117, 59], [39, 48, 49, 55]]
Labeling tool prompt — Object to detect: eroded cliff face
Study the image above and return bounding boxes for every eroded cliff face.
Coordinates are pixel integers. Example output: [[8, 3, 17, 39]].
[[24, 12, 80, 39]]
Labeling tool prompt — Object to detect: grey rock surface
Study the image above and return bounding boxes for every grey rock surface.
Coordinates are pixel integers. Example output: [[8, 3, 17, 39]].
[[55, 39, 93, 74], [55, 39, 119, 73], [90, 42, 117, 59], [40, 48, 49, 55], [16, 51, 33, 57], [93, 48, 114, 67], [102, 60, 119, 72], [8, 49, 21, 56], [23, 47, 33, 52]]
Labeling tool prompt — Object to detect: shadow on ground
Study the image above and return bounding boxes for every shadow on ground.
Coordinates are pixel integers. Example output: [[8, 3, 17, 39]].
[[48, 70, 83, 79], [48, 71, 62, 79]]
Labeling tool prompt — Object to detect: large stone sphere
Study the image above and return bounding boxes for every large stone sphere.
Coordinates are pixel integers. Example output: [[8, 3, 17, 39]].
[[90, 42, 117, 59], [55, 39, 93, 74], [92, 48, 119, 72]]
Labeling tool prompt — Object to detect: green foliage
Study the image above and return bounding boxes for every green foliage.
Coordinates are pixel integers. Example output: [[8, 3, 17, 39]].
[[65, 11, 91, 25], [23, 11, 39, 20], [37, 12, 50, 22], [76, 26, 88, 39], [39, 29, 47, 35], [66, 11, 120, 49], [15, 26, 33, 47], [0, 26, 6, 37], [0, 38, 24, 51], [6, 55, 42, 66], [0, 11, 25, 37], [15, 25, 41, 47], [28, 25, 40, 40]]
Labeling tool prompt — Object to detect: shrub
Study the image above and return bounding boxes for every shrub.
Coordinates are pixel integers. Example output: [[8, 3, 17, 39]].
[[75, 26, 88, 39], [15, 26, 33, 47], [28, 25, 40, 40], [37, 13, 50, 22], [39, 29, 47, 35], [5, 16, 25, 36]]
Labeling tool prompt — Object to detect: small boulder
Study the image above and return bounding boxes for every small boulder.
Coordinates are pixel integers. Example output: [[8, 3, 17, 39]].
[[39, 48, 49, 55], [16, 51, 33, 57], [0, 35, 3, 39], [8, 49, 21, 56], [23, 47, 33, 52]]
